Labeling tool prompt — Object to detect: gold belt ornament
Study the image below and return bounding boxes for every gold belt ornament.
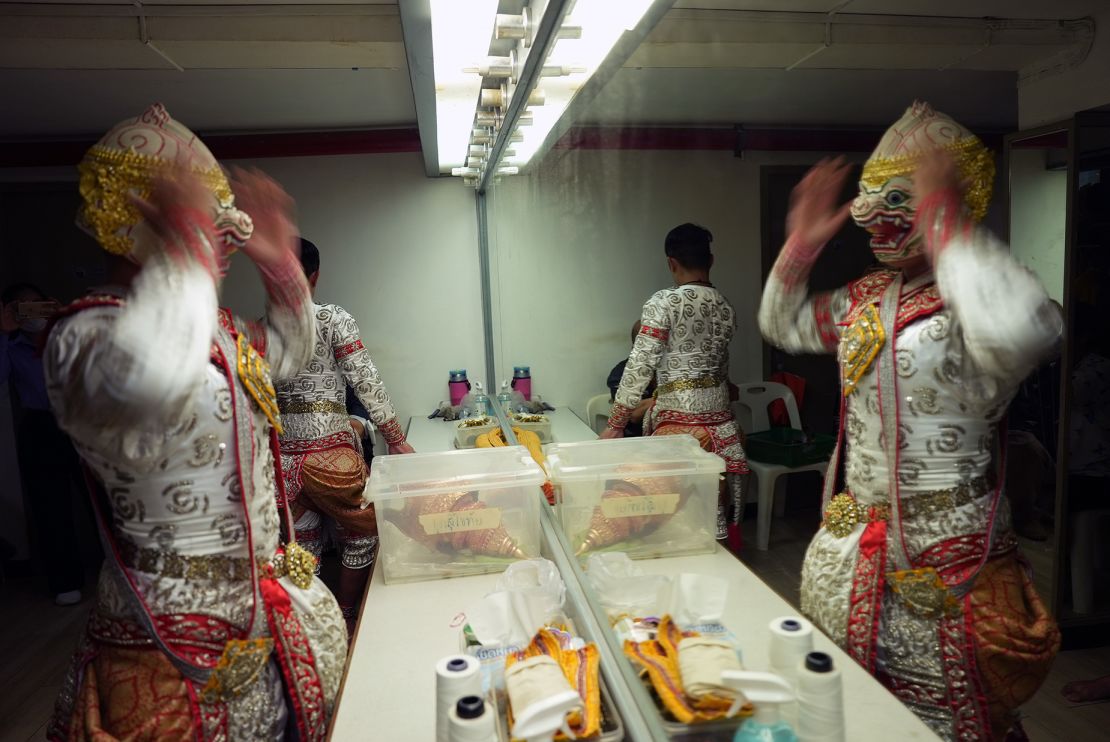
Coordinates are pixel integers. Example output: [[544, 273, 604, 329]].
[[277, 399, 346, 416], [655, 374, 725, 397], [822, 493, 890, 538], [272, 542, 317, 590]]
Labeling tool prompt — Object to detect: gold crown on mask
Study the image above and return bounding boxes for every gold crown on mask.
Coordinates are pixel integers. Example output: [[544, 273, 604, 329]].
[[77, 146, 233, 256], [860, 102, 995, 222]]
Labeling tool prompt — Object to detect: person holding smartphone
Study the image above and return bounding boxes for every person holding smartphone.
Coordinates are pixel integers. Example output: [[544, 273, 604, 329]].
[[1, 282, 85, 606]]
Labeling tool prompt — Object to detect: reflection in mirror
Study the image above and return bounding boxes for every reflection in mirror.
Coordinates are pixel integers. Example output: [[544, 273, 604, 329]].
[[482, 2, 1101, 738]]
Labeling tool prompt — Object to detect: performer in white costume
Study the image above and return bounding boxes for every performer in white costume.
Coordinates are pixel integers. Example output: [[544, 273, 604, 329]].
[[603, 223, 749, 551], [276, 237, 413, 634], [46, 104, 346, 742], [759, 102, 1061, 741]]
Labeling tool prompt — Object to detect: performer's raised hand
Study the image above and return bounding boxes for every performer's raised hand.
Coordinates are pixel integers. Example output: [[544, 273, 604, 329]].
[[130, 170, 220, 279], [786, 156, 854, 253], [914, 148, 962, 202], [230, 167, 298, 270]]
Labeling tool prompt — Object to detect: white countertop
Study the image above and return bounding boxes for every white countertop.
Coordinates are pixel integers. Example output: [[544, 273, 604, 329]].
[[329, 543, 938, 741]]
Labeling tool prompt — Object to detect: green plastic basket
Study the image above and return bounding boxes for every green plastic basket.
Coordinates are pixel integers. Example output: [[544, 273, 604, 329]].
[[745, 428, 835, 467]]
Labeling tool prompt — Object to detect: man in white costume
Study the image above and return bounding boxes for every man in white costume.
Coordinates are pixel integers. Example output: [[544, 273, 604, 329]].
[[276, 237, 414, 634], [759, 101, 1061, 741], [46, 104, 346, 742]]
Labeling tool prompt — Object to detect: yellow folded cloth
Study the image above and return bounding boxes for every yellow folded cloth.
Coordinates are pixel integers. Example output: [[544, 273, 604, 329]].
[[476, 427, 556, 504], [505, 628, 601, 740], [623, 615, 752, 725]]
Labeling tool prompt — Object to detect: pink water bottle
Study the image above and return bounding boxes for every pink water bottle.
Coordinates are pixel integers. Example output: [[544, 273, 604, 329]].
[[449, 370, 471, 407], [511, 366, 532, 401]]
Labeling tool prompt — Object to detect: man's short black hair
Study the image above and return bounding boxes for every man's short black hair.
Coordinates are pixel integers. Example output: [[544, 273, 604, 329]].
[[299, 238, 320, 278], [664, 223, 713, 271]]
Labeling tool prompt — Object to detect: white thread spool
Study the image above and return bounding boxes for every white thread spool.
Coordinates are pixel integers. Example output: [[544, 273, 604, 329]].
[[768, 616, 814, 687], [448, 695, 498, 742], [796, 652, 844, 742], [436, 655, 482, 742]]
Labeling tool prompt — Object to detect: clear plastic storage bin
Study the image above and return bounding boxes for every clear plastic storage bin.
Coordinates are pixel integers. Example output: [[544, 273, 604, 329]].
[[367, 447, 546, 583], [547, 436, 724, 561]]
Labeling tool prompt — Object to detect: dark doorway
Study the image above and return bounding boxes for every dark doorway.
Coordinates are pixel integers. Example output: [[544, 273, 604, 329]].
[[759, 164, 878, 437]]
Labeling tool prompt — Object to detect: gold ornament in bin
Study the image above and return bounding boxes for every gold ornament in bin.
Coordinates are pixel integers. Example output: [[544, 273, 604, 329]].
[[396, 490, 527, 559], [576, 464, 688, 555]]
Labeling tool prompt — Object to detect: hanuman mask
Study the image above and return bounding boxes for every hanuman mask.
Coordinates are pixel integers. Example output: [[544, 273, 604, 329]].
[[851, 101, 995, 266], [76, 103, 253, 270]]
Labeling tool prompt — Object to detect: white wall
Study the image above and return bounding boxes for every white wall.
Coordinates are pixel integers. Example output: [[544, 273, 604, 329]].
[[486, 147, 845, 419], [1019, 5, 1110, 128], [1010, 148, 1067, 303], [220, 152, 485, 429]]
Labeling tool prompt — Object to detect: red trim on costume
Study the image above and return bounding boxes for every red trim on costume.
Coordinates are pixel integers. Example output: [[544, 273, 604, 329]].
[[653, 409, 734, 426], [843, 269, 944, 332], [607, 403, 633, 430], [773, 234, 821, 288], [938, 601, 993, 740], [845, 521, 887, 673], [813, 293, 839, 351], [280, 430, 356, 454], [639, 324, 668, 342], [333, 339, 365, 361], [379, 417, 406, 446], [260, 573, 328, 742]]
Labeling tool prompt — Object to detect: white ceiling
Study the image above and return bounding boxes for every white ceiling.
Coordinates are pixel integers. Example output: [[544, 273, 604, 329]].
[[0, 0, 1103, 140]]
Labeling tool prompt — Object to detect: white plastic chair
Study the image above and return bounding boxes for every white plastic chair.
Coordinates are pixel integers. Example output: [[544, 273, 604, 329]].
[[585, 394, 613, 434], [733, 382, 829, 551]]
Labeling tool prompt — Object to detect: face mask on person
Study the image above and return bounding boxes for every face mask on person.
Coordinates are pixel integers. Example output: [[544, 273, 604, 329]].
[[19, 317, 48, 333]]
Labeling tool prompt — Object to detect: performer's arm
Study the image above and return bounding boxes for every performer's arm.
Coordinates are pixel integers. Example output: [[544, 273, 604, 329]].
[[254, 250, 313, 380], [44, 206, 219, 468], [331, 305, 409, 452], [606, 294, 669, 433], [916, 154, 1063, 395], [759, 158, 855, 355], [231, 169, 313, 379], [758, 237, 849, 355]]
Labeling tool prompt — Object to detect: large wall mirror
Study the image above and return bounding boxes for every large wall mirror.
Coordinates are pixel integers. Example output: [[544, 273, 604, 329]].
[[482, 0, 1038, 607]]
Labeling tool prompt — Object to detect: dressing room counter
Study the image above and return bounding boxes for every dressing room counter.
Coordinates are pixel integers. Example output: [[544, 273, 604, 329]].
[[329, 547, 937, 741]]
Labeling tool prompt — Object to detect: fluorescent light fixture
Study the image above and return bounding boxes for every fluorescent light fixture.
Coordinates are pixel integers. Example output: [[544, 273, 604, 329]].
[[430, 0, 499, 173], [506, 0, 655, 167]]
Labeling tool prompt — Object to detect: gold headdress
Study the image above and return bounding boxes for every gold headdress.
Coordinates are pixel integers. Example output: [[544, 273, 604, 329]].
[[860, 101, 995, 222], [77, 103, 238, 256]]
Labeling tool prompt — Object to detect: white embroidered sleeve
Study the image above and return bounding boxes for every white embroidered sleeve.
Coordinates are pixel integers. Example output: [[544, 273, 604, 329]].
[[330, 304, 403, 443], [44, 255, 217, 470], [759, 238, 849, 356], [612, 292, 669, 412], [921, 189, 1063, 402]]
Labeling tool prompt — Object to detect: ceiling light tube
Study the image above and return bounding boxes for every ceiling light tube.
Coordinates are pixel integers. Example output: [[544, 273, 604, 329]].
[[430, 0, 500, 173], [505, 0, 659, 168]]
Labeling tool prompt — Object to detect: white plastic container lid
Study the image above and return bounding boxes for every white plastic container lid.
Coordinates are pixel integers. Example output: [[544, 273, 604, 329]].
[[366, 446, 546, 503], [546, 434, 726, 482]]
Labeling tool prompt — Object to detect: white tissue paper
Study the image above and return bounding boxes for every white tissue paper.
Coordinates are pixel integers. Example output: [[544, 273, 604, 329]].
[[585, 552, 727, 626], [464, 558, 566, 649]]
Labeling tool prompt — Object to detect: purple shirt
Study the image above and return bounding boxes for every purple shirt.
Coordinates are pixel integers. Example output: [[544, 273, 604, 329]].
[[0, 332, 51, 411]]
